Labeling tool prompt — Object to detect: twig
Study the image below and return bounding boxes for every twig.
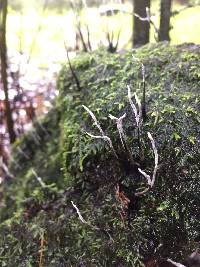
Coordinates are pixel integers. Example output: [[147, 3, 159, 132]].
[[171, 3, 200, 17], [82, 0, 92, 51], [31, 168, 46, 188], [64, 42, 81, 91], [167, 259, 186, 267], [71, 0, 92, 52], [0, 157, 14, 178], [134, 7, 159, 42], [106, 30, 121, 53], [71, 201, 114, 242], [115, 30, 121, 52], [86, 25, 92, 51], [77, 19, 88, 52], [108, 7, 158, 41]]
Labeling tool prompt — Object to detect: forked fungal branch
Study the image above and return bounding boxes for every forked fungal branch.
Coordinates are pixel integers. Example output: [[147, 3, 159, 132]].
[[127, 85, 142, 128], [109, 113, 127, 149], [136, 132, 158, 196], [82, 105, 118, 158]]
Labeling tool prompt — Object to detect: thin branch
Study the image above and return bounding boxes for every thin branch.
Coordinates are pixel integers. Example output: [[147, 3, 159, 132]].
[[31, 168, 46, 188], [167, 259, 186, 267], [146, 7, 159, 42], [106, 30, 121, 53], [171, 3, 200, 17], [0, 157, 13, 178], [71, 201, 114, 242], [109, 7, 158, 41], [86, 25, 92, 51], [134, 7, 159, 42], [64, 42, 81, 91], [71, 0, 91, 52], [115, 30, 121, 52], [77, 19, 88, 52]]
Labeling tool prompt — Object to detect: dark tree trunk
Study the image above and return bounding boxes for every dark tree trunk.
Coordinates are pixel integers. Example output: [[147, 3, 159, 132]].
[[133, 0, 151, 47], [0, 0, 16, 143], [158, 0, 172, 41]]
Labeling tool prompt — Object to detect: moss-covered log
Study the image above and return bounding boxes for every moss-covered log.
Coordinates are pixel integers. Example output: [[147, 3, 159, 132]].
[[0, 43, 200, 267]]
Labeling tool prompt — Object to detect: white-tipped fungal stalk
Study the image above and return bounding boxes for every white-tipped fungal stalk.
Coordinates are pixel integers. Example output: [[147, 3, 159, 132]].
[[83, 105, 118, 158], [109, 113, 127, 149], [127, 85, 142, 128], [137, 132, 158, 195]]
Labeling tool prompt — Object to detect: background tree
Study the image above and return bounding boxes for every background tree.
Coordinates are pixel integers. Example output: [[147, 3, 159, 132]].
[[133, 0, 151, 47], [158, 0, 172, 41], [0, 0, 16, 143]]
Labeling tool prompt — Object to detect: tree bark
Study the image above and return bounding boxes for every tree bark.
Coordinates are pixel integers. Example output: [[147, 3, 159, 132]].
[[133, 0, 151, 47], [0, 0, 16, 143], [158, 0, 172, 41]]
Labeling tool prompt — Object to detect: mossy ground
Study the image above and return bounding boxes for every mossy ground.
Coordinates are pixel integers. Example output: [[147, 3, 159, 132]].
[[0, 43, 200, 267]]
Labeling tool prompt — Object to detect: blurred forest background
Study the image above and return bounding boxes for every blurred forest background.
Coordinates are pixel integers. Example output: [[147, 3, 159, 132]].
[[0, 0, 200, 178]]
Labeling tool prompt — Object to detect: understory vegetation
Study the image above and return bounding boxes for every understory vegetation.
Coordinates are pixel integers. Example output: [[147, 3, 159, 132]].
[[0, 43, 200, 266]]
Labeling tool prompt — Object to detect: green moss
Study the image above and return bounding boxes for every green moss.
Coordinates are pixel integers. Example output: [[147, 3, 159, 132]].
[[0, 108, 62, 221], [0, 43, 200, 266]]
